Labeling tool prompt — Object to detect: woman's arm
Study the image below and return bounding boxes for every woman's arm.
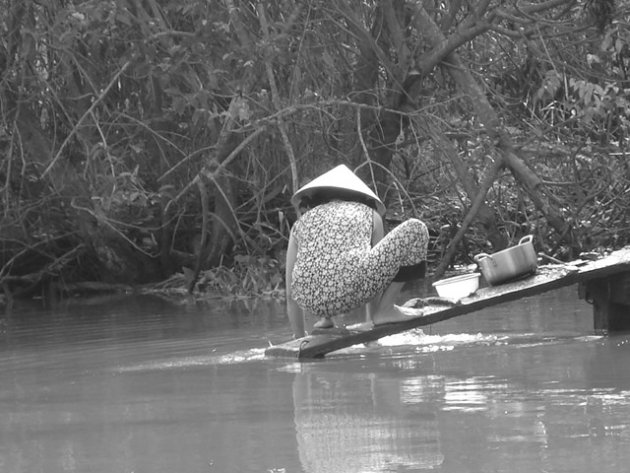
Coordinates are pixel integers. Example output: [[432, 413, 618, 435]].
[[371, 209, 385, 245], [366, 209, 385, 321], [285, 229, 305, 338]]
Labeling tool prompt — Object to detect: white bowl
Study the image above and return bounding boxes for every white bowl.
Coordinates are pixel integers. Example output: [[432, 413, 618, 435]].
[[432, 273, 480, 300]]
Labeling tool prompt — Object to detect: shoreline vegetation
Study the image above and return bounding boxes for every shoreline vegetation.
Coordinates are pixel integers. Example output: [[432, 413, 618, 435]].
[[1, 1, 628, 307]]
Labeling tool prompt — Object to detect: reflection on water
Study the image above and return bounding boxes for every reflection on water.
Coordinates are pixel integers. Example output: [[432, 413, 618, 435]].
[[293, 364, 445, 472], [1, 287, 630, 472]]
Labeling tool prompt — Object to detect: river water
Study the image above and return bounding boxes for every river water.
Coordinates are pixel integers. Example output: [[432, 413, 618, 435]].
[[1, 285, 630, 473]]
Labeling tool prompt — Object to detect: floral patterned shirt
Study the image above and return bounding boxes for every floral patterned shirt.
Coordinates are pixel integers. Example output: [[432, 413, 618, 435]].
[[290, 200, 428, 317]]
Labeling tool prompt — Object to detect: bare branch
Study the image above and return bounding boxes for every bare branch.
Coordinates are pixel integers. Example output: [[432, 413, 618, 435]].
[[41, 60, 131, 178], [257, 3, 299, 195]]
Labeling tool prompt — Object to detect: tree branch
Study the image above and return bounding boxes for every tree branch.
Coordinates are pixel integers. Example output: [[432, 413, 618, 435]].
[[257, 3, 299, 195], [41, 60, 130, 178], [434, 154, 505, 279]]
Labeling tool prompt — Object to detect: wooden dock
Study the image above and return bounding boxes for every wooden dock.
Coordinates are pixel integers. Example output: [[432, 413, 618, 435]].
[[265, 246, 630, 359]]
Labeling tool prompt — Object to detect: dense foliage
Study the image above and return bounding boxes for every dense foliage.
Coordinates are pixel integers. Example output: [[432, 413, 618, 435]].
[[1, 0, 629, 301]]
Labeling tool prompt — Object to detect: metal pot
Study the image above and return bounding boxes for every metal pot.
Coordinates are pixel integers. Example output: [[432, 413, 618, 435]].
[[473, 235, 538, 286]]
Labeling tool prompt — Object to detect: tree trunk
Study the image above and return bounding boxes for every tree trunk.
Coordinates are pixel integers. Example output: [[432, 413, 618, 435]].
[[343, 3, 418, 203]]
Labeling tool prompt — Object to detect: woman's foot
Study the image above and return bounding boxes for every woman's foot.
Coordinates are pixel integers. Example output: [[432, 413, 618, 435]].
[[313, 317, 334, 329]]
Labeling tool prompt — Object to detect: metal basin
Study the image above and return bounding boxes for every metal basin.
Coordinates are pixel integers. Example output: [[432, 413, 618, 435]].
[[474, 235, 538, 286]]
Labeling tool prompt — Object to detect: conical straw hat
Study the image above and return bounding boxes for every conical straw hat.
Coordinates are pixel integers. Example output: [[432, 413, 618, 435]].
[[291, 164, 386, 215]]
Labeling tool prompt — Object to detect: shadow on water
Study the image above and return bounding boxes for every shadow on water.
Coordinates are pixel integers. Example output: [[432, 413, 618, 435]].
[[1, 286, 630, 472]]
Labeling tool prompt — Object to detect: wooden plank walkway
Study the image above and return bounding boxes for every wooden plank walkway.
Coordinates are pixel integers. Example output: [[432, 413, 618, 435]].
[[265, 246, 630, 359]]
